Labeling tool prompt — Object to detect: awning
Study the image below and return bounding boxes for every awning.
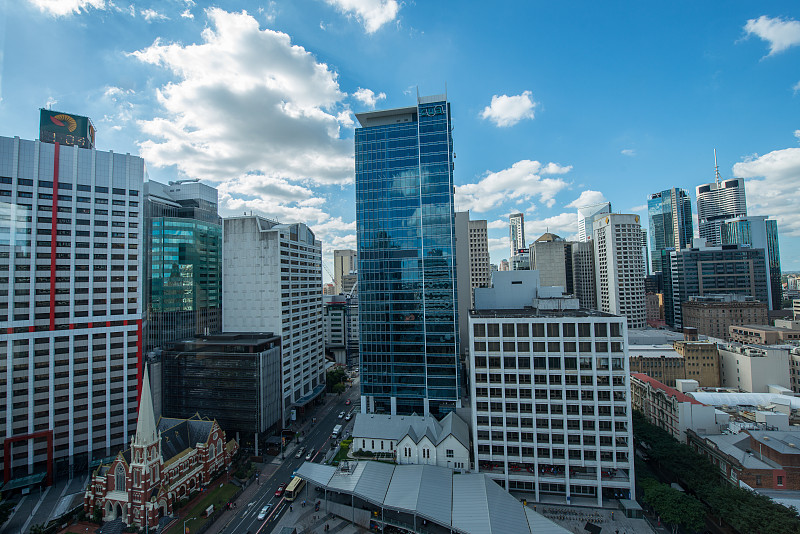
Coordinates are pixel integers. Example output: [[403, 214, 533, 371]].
[[1, 472, 46, 491], [294, 384, 326, 408]]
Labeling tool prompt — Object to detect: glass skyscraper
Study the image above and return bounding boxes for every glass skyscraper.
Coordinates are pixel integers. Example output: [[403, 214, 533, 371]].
[[647, 188, 693, 273], [355, 94, 459, 418], [722, 216, 782, 310]]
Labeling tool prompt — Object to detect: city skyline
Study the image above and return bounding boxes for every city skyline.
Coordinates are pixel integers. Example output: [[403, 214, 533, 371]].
[[3, 1, 800, 275]]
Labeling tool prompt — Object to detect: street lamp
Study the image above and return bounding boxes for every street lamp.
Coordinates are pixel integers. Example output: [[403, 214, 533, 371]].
[[183, 516, 196, 534]]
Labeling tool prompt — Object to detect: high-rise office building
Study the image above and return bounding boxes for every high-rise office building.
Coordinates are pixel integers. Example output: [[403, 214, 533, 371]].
[[222, 216, 325, 424], [530, 233, 573, 293], [333, 249, 357, 295], [594, 214, 646, 329], [721, 216, 782, 311], [455, 212, 491, 358], [355, 94, 460, 418], [577, 202, 611, 242], [144, 179, 221, 353], [509, 213, 525, 259], [468, 218, 491, 305], [647, 188, 693, 273], [696, 155, 747, 246], [571, 241, 597, 310], [661, 242, 769, 329], [470, 271, 635, 505], [0, 119, 144, 482]]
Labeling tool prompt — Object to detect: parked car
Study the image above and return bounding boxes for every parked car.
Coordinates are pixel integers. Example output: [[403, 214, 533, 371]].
[[345, 413, 352, 421], [295, 446, 305, 459], [257, 504, 272, 520], [275, 483, 287, 497], [305, 449, 314, 461], [338, 411, 345, 419]]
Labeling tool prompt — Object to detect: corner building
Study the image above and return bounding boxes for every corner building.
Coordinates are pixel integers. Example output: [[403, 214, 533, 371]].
[[355, 95, 460, 418], [0, 133, 144, 482]]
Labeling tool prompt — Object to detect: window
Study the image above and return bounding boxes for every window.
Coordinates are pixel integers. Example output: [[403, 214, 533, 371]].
[[115, 464, 125, 491], [446, 449, 454, 458]]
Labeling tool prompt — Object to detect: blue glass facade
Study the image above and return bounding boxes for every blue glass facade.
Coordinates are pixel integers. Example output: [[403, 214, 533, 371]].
[[355, 97, 459, 418], [721, 217, 782, 310], [648, 188, 693, 273]]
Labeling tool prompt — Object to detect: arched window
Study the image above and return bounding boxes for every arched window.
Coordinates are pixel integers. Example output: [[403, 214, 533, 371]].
[[217, 439, 222, 455], [134, 470, 140, 486], [209, 444, 215, 458], [115, 464, 126, 491]]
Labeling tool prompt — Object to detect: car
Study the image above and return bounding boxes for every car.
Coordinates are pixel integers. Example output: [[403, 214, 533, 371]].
[[257, 504, 272, 520], [295, 446, 305, 459], [338, 411, 345, 419], [274, 483, 286, 497], [345, 399, 351, 405], [345, 413, 352, 421], [305, 449, 314, 461]]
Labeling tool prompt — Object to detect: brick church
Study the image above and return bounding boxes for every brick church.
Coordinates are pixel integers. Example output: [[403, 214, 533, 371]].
[[84, 367, 237, 529]]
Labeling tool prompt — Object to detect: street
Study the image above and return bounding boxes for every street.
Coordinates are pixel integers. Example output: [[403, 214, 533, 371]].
[[219, 382, 358, 534]]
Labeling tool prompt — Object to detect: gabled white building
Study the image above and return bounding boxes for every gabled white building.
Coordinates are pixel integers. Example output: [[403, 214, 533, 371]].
[[351, 412, 470, 472]]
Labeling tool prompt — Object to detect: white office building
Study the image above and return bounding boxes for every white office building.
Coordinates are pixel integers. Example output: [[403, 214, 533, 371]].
[[696, 177, 747, 246], [333, 249, 356, 295], [571, 241, 596, 311], [577, 202, 611, 243], [509, 212, 525, 260], [0, 134, 144, 482], [469, 271, 635, 506], [222, 215, 325, 424], [593, 214, 646, 329]]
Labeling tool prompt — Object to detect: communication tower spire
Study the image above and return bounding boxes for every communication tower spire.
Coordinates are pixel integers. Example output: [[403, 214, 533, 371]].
[[714, 148, 721, 185]]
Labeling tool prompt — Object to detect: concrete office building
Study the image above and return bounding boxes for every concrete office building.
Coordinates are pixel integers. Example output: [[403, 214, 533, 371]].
[[721, 216, 782, 310], [728, 324, 800, 345], [509, 212, 525, 260], [0, 123, 144, 483], [323, 294, 358, 367], [571, 241, 596, 310], [468, 218, 491, 306], [222, 216, 325, 424], [355, 95, 460, 418], [696, 176, 747, 246], [469, 271, 635, 506], [681, 294, 768, 341], [662, 243, 769, 330], [593, 214, 646, 329], [648, 188, 693, 273], [577, 202, 611, 243], [530, 233, 573, 294], [161, 333, 282, 445], [628, 341, 720, 388], [334, 249, 357, 295], [718, 343, 791, 392], [144, 179, 221, 353]]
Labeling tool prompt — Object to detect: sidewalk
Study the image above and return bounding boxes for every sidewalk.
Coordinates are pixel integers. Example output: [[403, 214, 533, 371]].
[[202, 462, 279, 534]]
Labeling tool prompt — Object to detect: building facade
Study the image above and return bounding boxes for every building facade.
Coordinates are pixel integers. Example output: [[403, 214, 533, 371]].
[[718, 344, 791, 392], [721, 216, 782, 310], [728, 324, 800, 345], [662, 244, 769, 330], [509, 213, 525, 260], [355, 95, 460, 418], [468, 219, 491, 306], [648, 188, 693, 273], [0, 131, 144, 483], [571, 241, 596, 310], [593, 214, 646, 329], [530, 233, 573, 294], [681, 294, 768, 341], [333, 249, 357, 295], [696, 177, 747, 246], [469, 272, 634, 506], [222, 216, 325, 424], [84, 371, 235, 529], [577, 202, 611, 243], [144, 179, 221, 353], [161, 333, 282, 443], [323, 295, 359, 367]]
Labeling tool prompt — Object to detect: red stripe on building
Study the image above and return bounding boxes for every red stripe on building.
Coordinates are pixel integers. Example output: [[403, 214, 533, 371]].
[[49, 143, 60, 331], [137, 318, 143, 406]]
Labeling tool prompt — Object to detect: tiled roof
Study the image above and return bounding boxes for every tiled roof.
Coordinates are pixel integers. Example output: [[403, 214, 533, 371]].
[[631, 373, 704, 405]]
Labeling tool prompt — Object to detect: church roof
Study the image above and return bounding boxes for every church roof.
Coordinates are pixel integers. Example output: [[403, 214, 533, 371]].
[[134, 365, 158, 446], [158, 415, 216, 462]]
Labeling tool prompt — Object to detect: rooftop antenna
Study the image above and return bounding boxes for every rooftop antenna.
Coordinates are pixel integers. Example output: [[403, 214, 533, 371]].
[[714, 149, 721, 185]]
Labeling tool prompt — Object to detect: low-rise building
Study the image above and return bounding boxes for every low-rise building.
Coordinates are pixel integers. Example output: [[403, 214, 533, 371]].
[[630, 374, 722, 441], [628, 342, 720, 388], [673, 340, 721, 387], [84, 370, 236, 529], [351, 412, 470, 472], [687, 429, 800, 491], [729, 324, 800, 345], [681, 294, 768, 341], [718, 343, 791, 392]]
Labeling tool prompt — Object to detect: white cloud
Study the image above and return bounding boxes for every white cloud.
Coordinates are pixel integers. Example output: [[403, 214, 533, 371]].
[[621, 148, 636, 157], [565, 190, 608, 209], [486, 219, 507, 230], [630, 204, 647, 212], [28, 0, 104, 16], [323, 0, 400, 33], [481, 91, 537, 127], [744, 15, 800, 56], [525, 212, 578, 238], [130, 8, 353, 186], [181, 9, 193, 19], [794, 129, 800, 141], [141, 8, 168, 21], [733, 147, 800, 236], [352, 87, 386, 109], [45, 96, 58, 109], [794, 80, 800, 93], [455, 160, 571, 213]]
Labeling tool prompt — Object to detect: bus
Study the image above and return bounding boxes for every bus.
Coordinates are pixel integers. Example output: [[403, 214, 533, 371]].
[[284, 476, 306, 502]]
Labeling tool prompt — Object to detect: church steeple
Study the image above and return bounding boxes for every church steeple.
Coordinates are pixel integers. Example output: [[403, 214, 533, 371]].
[[134, 365, 158, 446]]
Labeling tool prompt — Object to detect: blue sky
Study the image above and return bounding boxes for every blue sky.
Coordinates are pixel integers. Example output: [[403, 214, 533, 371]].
[[2, 0, 799, 280]]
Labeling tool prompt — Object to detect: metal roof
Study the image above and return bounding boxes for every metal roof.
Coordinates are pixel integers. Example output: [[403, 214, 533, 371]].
[[688, 392, 800, 410], [296, 461, 568, 534]]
